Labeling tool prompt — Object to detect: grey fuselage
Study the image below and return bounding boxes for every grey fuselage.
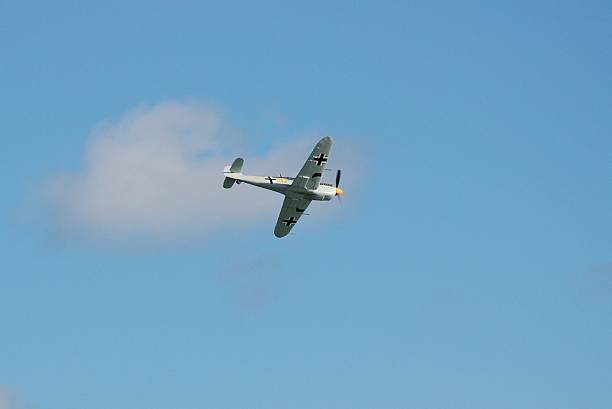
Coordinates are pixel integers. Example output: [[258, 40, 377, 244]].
[[231, 174, 337, 201]]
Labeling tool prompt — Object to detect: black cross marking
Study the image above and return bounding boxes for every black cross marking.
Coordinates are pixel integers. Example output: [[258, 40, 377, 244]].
[[265, 176, 276, 184], [283, 216, 298, 227], [312, 153, 328, 166]]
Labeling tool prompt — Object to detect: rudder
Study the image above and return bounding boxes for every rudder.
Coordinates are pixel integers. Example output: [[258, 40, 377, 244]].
[[229, 158, 244, 173]]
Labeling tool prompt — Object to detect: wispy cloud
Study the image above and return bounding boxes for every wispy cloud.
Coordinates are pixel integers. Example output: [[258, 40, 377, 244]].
[[42, 102, 361, 242], [0, 389, 9, 409], [589, 263, 612, 289], [0, 389, 25, 409], [590, 264, 612, 275]]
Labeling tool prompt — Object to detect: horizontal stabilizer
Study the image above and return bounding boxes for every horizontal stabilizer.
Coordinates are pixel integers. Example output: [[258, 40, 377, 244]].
[[223, 177, 236, 189]]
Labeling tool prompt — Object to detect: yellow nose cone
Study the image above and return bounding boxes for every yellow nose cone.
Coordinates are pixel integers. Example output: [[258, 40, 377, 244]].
[[335, 187, 344, 196]]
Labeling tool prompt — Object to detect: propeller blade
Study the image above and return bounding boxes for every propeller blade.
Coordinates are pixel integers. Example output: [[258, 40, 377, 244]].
[[335, 169, 342, 187]]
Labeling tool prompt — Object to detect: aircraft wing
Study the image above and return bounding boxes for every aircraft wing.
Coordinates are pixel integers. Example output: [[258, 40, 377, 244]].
[[294, 136, 333, 191], [274, 196, 312, 237]]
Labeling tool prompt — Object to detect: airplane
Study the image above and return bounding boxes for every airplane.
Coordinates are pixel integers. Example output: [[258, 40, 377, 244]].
[[222, 136, 343, 237]]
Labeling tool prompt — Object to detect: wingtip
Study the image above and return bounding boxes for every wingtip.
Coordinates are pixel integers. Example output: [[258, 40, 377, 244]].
[[320, 135, 333, 144], [274, 226, 291, 238]]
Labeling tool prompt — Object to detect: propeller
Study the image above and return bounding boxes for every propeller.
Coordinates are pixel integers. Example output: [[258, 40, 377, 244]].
[[335, 169, 343, 202]]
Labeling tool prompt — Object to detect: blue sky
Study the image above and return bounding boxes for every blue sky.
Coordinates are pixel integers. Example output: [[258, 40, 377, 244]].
[[1, 1, 611, 408]]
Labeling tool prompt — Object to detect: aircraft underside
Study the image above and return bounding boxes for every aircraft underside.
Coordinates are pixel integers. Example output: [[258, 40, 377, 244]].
[[223, 136, 342, 237]]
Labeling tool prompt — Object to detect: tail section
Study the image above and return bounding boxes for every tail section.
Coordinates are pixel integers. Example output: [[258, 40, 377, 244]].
[[223, 158, 244, 189]]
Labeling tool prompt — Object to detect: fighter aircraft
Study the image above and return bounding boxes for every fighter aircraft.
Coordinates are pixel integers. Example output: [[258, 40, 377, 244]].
[[223, 136, 343, 237]]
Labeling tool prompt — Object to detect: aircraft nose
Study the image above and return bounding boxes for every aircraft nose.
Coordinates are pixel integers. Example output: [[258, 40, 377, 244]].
[[335, 187, 344, 196]]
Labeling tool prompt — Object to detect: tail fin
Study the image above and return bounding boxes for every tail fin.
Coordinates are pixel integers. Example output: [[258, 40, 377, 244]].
[[228, 158, 244, 173], [223, 158, 244, 189]]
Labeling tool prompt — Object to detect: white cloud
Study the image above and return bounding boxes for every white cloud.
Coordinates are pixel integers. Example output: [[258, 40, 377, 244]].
[[43, 102, 360, 242]]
